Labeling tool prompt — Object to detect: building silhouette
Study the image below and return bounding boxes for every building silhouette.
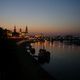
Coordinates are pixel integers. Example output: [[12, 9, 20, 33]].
[[25, 26, 28, 33], [14, 26, 16, 32], [20, 28, 22, 33], [21, 26, 28, 37], [12, 25, 28, 37], [12, 26, 19, 37]]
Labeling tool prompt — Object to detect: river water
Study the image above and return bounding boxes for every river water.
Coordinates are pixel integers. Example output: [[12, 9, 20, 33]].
[[31, 40, 80, 80]]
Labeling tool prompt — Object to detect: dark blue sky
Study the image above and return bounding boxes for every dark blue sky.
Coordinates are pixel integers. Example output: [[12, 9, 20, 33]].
[[0, 0, 80, 34]]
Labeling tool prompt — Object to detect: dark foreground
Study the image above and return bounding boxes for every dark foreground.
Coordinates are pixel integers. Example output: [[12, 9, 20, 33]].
[[0, 38, 56, 80]]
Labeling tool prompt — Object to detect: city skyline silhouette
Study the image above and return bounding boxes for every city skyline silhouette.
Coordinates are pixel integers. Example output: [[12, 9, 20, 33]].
[[0, 0, 80, 34]]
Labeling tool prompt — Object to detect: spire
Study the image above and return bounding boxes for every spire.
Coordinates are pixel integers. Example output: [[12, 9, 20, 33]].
[[14, 26, 16, 32], [25, 25, 28, 33], [20, 28, 22, 33]]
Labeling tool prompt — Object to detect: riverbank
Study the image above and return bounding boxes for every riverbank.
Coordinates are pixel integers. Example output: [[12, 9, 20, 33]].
[[1, 38, 56, 80]]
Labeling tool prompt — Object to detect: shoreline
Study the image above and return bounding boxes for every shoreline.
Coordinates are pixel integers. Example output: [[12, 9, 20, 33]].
[[1, 38, 56, 80]]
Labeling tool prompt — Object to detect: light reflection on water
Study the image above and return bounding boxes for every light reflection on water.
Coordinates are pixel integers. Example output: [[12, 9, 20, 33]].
[[31, 40, 80, 80]]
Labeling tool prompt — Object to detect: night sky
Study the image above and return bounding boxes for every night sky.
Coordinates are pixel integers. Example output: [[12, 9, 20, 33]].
[[0, 0, 80, 34]]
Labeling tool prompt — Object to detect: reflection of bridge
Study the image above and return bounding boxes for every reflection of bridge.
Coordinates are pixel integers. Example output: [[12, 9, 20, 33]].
[[45, 35, 80, 46]]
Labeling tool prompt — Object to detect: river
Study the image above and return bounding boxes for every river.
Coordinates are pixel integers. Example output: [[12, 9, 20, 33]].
[[31, 40, 80, 80]]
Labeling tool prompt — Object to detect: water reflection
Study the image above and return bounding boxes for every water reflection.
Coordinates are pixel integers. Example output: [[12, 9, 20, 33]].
[[26, 42, 51, 64], [31, 40, 80, 80], [31, 40, 80, 53]]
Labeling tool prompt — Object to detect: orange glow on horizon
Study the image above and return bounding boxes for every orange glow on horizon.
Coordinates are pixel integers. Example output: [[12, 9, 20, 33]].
[[0, 22, 80, 34]]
